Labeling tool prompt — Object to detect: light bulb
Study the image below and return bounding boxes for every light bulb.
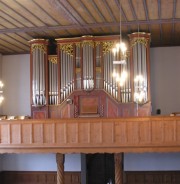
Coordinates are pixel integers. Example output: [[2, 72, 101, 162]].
[[112, 71, 117, 77], [0, 96, 4, 103], [116, 43, 120, 49], [121, 71, 127, 80], [112, 48, 117, 55], [120, 42, 127, 54], [0, 81, 4, 88]]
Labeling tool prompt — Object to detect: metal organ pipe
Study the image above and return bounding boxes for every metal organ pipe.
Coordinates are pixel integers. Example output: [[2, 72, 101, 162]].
[[82, 42, 94, 91], [49, 59, 52, 105], [32, 51, 36, 105], [83, 44, 86, 89], [48, 55, 58, 105], [60, 51, 63, 102], [29, 39, 48, 106], [63, 51, 66, 100], [58, 43, 75, 103], [129, 32, 150, 104]]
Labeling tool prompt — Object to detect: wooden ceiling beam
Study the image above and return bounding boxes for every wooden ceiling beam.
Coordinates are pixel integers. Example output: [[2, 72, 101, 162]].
[[0, 19, 179, 35]]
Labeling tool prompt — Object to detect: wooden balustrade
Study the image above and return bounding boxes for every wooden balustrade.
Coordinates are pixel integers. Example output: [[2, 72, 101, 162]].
[[0, 116, 180, 153]]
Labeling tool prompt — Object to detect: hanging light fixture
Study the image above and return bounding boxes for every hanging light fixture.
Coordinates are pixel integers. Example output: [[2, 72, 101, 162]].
[[133, 8, 148, 105], [112, 0, 128, 86], [0, 80, 4, 104]]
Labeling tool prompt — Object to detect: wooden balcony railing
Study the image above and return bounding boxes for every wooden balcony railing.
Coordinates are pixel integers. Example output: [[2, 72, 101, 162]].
[[0, 116, 180, 153]]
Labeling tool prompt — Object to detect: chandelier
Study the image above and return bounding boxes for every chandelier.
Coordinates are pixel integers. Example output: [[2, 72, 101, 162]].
[[0, 80, 4, 104], [112, 0, 127, 87]]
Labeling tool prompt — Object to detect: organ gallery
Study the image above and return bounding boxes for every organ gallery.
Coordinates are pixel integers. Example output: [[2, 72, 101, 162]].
[[29, 33, 151, 119]]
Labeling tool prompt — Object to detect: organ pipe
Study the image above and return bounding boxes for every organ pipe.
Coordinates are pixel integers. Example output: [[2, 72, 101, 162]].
[[58, 43, 74, 102], [48, 55, 58, 105], [82, 40, 94, 91], [129, 32, 151, 104], [29, 39, 48, 106]]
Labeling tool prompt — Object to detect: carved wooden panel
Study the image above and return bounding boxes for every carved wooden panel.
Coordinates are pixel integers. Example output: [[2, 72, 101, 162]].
[[107, 98, 118, 117], [0, 117, 180, 153], [79, 96, 98, 115], [47, 90, 151, 118]]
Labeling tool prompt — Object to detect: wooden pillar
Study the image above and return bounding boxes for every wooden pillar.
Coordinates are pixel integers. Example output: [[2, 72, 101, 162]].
[[56, 153, 64, 184], [114, 153, 123, 184]]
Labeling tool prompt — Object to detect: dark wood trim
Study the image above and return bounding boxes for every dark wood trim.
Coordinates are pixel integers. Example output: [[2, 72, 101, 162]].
[[1, 171, 81, 184], [124, 171, 180, 184]]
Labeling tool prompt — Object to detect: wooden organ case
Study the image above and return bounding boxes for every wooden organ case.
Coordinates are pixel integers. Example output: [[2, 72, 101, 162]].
[[29, 34, 151, 119]]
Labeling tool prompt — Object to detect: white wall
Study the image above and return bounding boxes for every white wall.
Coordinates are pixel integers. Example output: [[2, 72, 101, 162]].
[[124, 153, 180, 171], [150, 47, 180, 115], [65, 154, 81, 171], [2, 54, 30, 116], [2, 153, 81, 171]]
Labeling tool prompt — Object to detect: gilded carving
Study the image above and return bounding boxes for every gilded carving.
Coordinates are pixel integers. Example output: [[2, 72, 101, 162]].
[[95, 41, 100, 47], [102, 41, 114, 54], [82, 40, 94, 48], [48, 55, 57, 64], [31, 43, 47, 53], [130, 37, 149, 47], [60, 44, 74, 56]]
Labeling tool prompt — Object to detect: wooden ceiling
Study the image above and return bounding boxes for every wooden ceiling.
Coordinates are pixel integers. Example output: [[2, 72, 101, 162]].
[[0, 0, 179, 55]]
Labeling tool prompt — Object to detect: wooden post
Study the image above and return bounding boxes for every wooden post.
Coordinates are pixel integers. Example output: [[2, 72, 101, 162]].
[[114, 153, 123, 184], [56, 153, 64, 184]]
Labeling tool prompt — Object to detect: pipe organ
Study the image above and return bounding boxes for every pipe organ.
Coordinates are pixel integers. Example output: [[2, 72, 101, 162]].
[[29, 33, 151, 118]]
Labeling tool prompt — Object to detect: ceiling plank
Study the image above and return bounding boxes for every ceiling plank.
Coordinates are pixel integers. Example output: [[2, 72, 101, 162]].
[[114, 0, 131, 33], [128, 0, 138, 20], [158, 0, 162, 45], [0, 0, 42, 27], [143, 0, 151, 32], [171, 0, 177, 43], [48, 0, 90, 35]]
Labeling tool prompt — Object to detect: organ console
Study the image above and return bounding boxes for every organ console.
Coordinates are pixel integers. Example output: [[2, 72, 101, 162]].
[[29, 33, 151, 119]]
